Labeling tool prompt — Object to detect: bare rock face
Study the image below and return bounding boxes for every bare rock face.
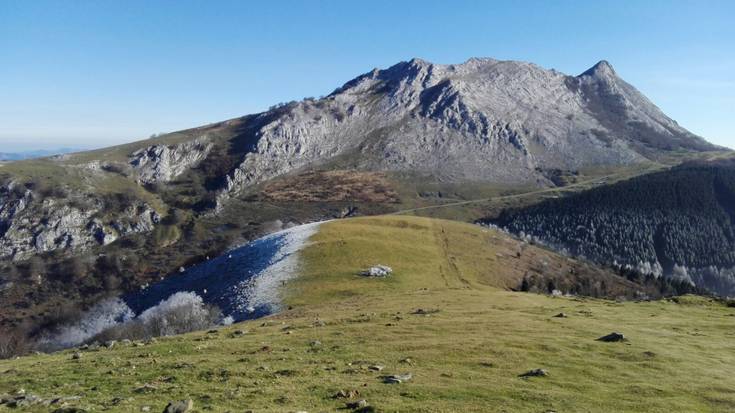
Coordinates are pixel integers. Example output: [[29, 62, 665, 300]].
[[218, 58, 716, 203], [130, 137, 213, 184], [0, 181, 160, 261]]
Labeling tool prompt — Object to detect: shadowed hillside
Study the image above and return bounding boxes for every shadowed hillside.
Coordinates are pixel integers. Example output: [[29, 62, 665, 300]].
[[488, 159, 735, 296]]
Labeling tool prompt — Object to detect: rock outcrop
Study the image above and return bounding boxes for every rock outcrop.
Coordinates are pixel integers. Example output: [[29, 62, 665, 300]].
[[361, 265, 393, 277], [0, 181, 159, 261], [130, 137, 213, 184]]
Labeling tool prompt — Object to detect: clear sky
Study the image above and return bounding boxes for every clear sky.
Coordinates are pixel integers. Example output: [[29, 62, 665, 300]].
[[1, 0, 733, 151]]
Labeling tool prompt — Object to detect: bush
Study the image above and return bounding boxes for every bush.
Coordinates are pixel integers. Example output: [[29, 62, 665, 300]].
[[101, 190, 138, 211], [41, 302, 83, 332], [58, 256, 88, 282], [26, 178, 68, 199], [95, 253, 124, 276], [101, 163, 128, 176], [0, 330, 30, 359], [92, 292, 222, 342]]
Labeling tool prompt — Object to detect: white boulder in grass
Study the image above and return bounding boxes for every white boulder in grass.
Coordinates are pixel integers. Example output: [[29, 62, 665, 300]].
[[361, 265, 393, 277]]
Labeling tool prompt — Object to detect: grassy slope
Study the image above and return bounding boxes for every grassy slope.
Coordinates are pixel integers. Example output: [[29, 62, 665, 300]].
[[1, 218, 735, 412]]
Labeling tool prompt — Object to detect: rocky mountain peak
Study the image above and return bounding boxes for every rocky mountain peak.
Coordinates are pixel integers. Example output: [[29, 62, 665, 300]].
[[380, 58, 438, 85], [218, 56, 718, 203], [461, 57, 500, 65], [407, 57, 430, 67], [579, 59, 617, 80], [329, 57, 437, 97]]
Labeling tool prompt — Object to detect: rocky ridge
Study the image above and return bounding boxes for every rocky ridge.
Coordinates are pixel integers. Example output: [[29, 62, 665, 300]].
[[217, 58, 715, 203]]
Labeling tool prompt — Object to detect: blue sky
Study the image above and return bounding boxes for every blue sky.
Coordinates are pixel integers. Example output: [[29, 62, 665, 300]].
[[1, 0, 733, 151]]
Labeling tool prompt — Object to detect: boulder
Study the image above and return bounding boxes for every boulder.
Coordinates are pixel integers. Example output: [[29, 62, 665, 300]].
[[383, 373, 412, 384], [163, 399, 193, 413], [519, 368, 548, 378], [346, 399, 369, 409], [597, 332, 626, 342], [361, 265, 393, 277], [134, 384, 158, 394], [333, 389, 360, 399], [411, 308, 440, 315]]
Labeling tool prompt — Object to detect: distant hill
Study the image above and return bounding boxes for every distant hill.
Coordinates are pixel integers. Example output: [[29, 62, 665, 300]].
[[0, 148, 78, 161], [488, 159, 735, 296]]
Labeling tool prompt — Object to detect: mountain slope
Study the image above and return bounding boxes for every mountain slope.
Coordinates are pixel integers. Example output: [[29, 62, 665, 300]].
[[33, 216, 700, 351], [1, 216, 733, 412], [488, 159, 735, 296]]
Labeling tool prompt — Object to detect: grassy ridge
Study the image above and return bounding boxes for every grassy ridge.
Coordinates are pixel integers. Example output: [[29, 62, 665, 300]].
[[1, 216, 734, 412]]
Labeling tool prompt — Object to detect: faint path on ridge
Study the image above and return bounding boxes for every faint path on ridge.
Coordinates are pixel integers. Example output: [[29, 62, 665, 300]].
[[389, 165, 666, 216]]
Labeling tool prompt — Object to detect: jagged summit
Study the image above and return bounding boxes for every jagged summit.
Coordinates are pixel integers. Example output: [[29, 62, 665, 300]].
[[217, 56, 719, 201], [580, 59, 617, 78]]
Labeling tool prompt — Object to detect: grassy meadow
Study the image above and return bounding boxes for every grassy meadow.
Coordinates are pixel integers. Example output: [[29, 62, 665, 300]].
[[1, 216, 734, 412]]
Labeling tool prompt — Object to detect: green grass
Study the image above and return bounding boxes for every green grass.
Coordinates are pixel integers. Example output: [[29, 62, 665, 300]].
[[1, 216, 734, 412]]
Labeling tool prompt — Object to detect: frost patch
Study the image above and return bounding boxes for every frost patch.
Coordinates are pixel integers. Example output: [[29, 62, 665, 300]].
[[39, 298, 134, 350], [232, 221, 323, 313]]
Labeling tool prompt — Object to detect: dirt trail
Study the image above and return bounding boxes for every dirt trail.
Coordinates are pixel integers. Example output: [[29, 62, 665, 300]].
[[432, 222, 473, 289]]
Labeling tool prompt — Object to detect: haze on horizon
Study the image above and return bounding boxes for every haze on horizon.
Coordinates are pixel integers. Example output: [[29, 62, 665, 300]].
[[1, 0, 733, 152]]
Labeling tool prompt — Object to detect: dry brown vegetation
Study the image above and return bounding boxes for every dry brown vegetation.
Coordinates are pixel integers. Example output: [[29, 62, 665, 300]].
[[259, 170, 399, 203]]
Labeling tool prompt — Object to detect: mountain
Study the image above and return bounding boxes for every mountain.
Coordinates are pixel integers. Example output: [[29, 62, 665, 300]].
[[0, 58, 719, 261], [0, 57, 723, 346], [488, 159, 735, 297], [220, 58, 716, 198]]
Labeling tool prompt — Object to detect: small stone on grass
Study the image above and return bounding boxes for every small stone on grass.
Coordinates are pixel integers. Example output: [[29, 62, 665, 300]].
[[519, 368, 548, 378], [597, 332, 626, 342]]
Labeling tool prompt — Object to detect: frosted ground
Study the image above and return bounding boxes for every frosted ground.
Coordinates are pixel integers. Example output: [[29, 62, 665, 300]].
[[42, 222, 324, 349]]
